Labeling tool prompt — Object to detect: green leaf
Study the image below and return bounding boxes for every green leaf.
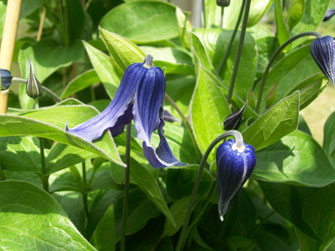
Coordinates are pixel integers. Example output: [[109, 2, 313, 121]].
[[260, 181, 335, 250], [0, 181, 95, 250], [190, 33, 230, 160], [274, 0, 290, 47], [204, 0, 221, 28], [20, 0, 44, 19], [99, 28, 145, 78], [257, 44, 320, 110], [243, 91, 300, 151], [100, 1, 179, 43], [0, 136, 41, 173], [323, 112, 335, 166], [140, 46, 193, 74], [61, 69, 100, 99], [83, 41, 119, 98], [287, 0, 305, 31], [176, 7, 192, 49], [254, 130, 335, 186], [0, 105, 124, 167], [91, 205, 115, 251], [194, 29, 257, 99], [248, 0, 273, 27], [291, 0, 330, 36], [19, 40, 84, 83]]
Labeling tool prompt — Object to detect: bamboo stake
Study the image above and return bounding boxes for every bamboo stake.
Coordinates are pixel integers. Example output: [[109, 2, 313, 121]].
[[0, 0, 23, 114], [36, 7, 46, 42]]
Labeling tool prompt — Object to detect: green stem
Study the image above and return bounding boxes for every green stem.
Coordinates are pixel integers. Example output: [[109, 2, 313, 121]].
[[165, 94, 202, 162], [39, 138, 49, 192], [0, 164, 6, 180], [176, 130, 244, 251], [220, 7, 224, 28], [82, 162, 89, 218], [226, 0, 251, 105], [254, 31, 322, 113], [202, 0, 206, 28], [218, 0, 245, 75], [121, 123, 132, 251]]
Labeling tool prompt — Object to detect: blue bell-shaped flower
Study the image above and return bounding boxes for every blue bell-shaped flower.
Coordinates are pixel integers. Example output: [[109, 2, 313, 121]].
[[0, 69, 13, 90], [216, 139, 256, 221], [67, 55, 183, 169], [310, 36, 335, 84]]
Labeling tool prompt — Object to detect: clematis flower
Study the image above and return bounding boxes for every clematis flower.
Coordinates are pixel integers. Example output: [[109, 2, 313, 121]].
[[216, 139, 256, 221], [310, 36, 335, 84], [67, 55, 183, 169]]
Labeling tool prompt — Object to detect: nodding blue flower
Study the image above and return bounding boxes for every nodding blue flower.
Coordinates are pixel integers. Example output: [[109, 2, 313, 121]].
[[67, 55, 183, 169], [216, 139, 256, 221], [310, 36, 335, 84], [0, 69, 13, 90], [323, 9, 335, 22]]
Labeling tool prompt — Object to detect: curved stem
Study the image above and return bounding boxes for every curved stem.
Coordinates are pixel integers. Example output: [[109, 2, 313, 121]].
[[165, 94, 202, 162], [175, 130, 244, 251], [82, 162, 89, 219], [218, 0, 246, 75], [39, 137, 49, 192], [121, 123, 132, 251], [220, 7, 224, 28], [254, 31, 322, 113], [226, 0, 251, 105]]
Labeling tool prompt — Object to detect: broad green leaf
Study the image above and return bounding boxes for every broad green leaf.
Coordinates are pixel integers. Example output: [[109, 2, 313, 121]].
[[248, 0, 273, 27], [50, 168, 83, 193], [0, 105, 124, 166], [164, 197, 190, 236], [140, 46, 193, 74], [194, 28, 257, 99], [61, 69, 100, 99], [274, 0, 290, 47], [20, 0, 44, 19], [91, 205, 115, 251], [260, 181, 335, 250], [243, 91, 300, 151], [0, 136, 41, 173], [323, 112, 335, 166], [190, 33, 230, 160], [19, 40, 84, 83], [254, 131, 335, 186], [257, 43, 321, 110], [287, 0, 305, 31], [64, 0, 85, 44], [129, 153, 176, 226], [285, 74, 327, 110], [222, 0, 244, 29], [204, 0, 221, 28], [0, 181, 95, 250], [99, 28, 144, 78], [291, 0, 330, 36], [83, 41, 119, 98], [100, 1, 179, 43], [176, 6, 192, 49]]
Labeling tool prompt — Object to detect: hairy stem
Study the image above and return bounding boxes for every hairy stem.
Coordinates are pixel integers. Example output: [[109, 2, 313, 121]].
[[82, 162, 89, 218], [39, 138, 49, 192], [254, 31, 322, 112], [121, 123, 132, 251]]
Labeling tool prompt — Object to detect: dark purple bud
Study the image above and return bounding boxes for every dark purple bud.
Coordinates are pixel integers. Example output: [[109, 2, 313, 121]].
[[0, 69, 13, 90], [216, 139, 256, 221], [217, 0, 230, 7], [223, 102, 247, 131], [323, 9, 335, 22], [163, 110, 180, 123], [311, 36, 335, 84]]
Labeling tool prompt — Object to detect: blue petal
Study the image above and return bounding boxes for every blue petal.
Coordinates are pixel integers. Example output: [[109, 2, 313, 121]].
[[67, 63, 146, 141], [133, 66, 183, 168], [324, 9, 335, 22], [216, 139, 256, 220], [311, 36, 335, 84]]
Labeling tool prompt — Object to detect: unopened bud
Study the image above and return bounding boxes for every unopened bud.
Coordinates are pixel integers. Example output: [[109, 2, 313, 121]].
[[0, 69, 13, 90], [223, 102, 247, 130], [217, 0, 230, 7], [26, 59, 43, 99]]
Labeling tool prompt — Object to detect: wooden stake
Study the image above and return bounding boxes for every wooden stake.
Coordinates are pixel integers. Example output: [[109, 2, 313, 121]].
[[0, 0, 23, 114]]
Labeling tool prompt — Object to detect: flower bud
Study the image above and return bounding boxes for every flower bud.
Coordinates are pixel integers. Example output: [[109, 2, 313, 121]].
[[216, 139, 256, 221], [323, 9, 335, 22], [26, 59, 43, 99], [223, 102, 247, 131], [310, 36, 335, 84], [0, 69, 13, 90], [217, 0, 230, 7]]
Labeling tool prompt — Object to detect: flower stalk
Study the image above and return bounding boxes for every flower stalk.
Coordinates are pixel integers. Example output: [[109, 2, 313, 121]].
[[39, 137, 49, 192], [254, 31, 322, 113]]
